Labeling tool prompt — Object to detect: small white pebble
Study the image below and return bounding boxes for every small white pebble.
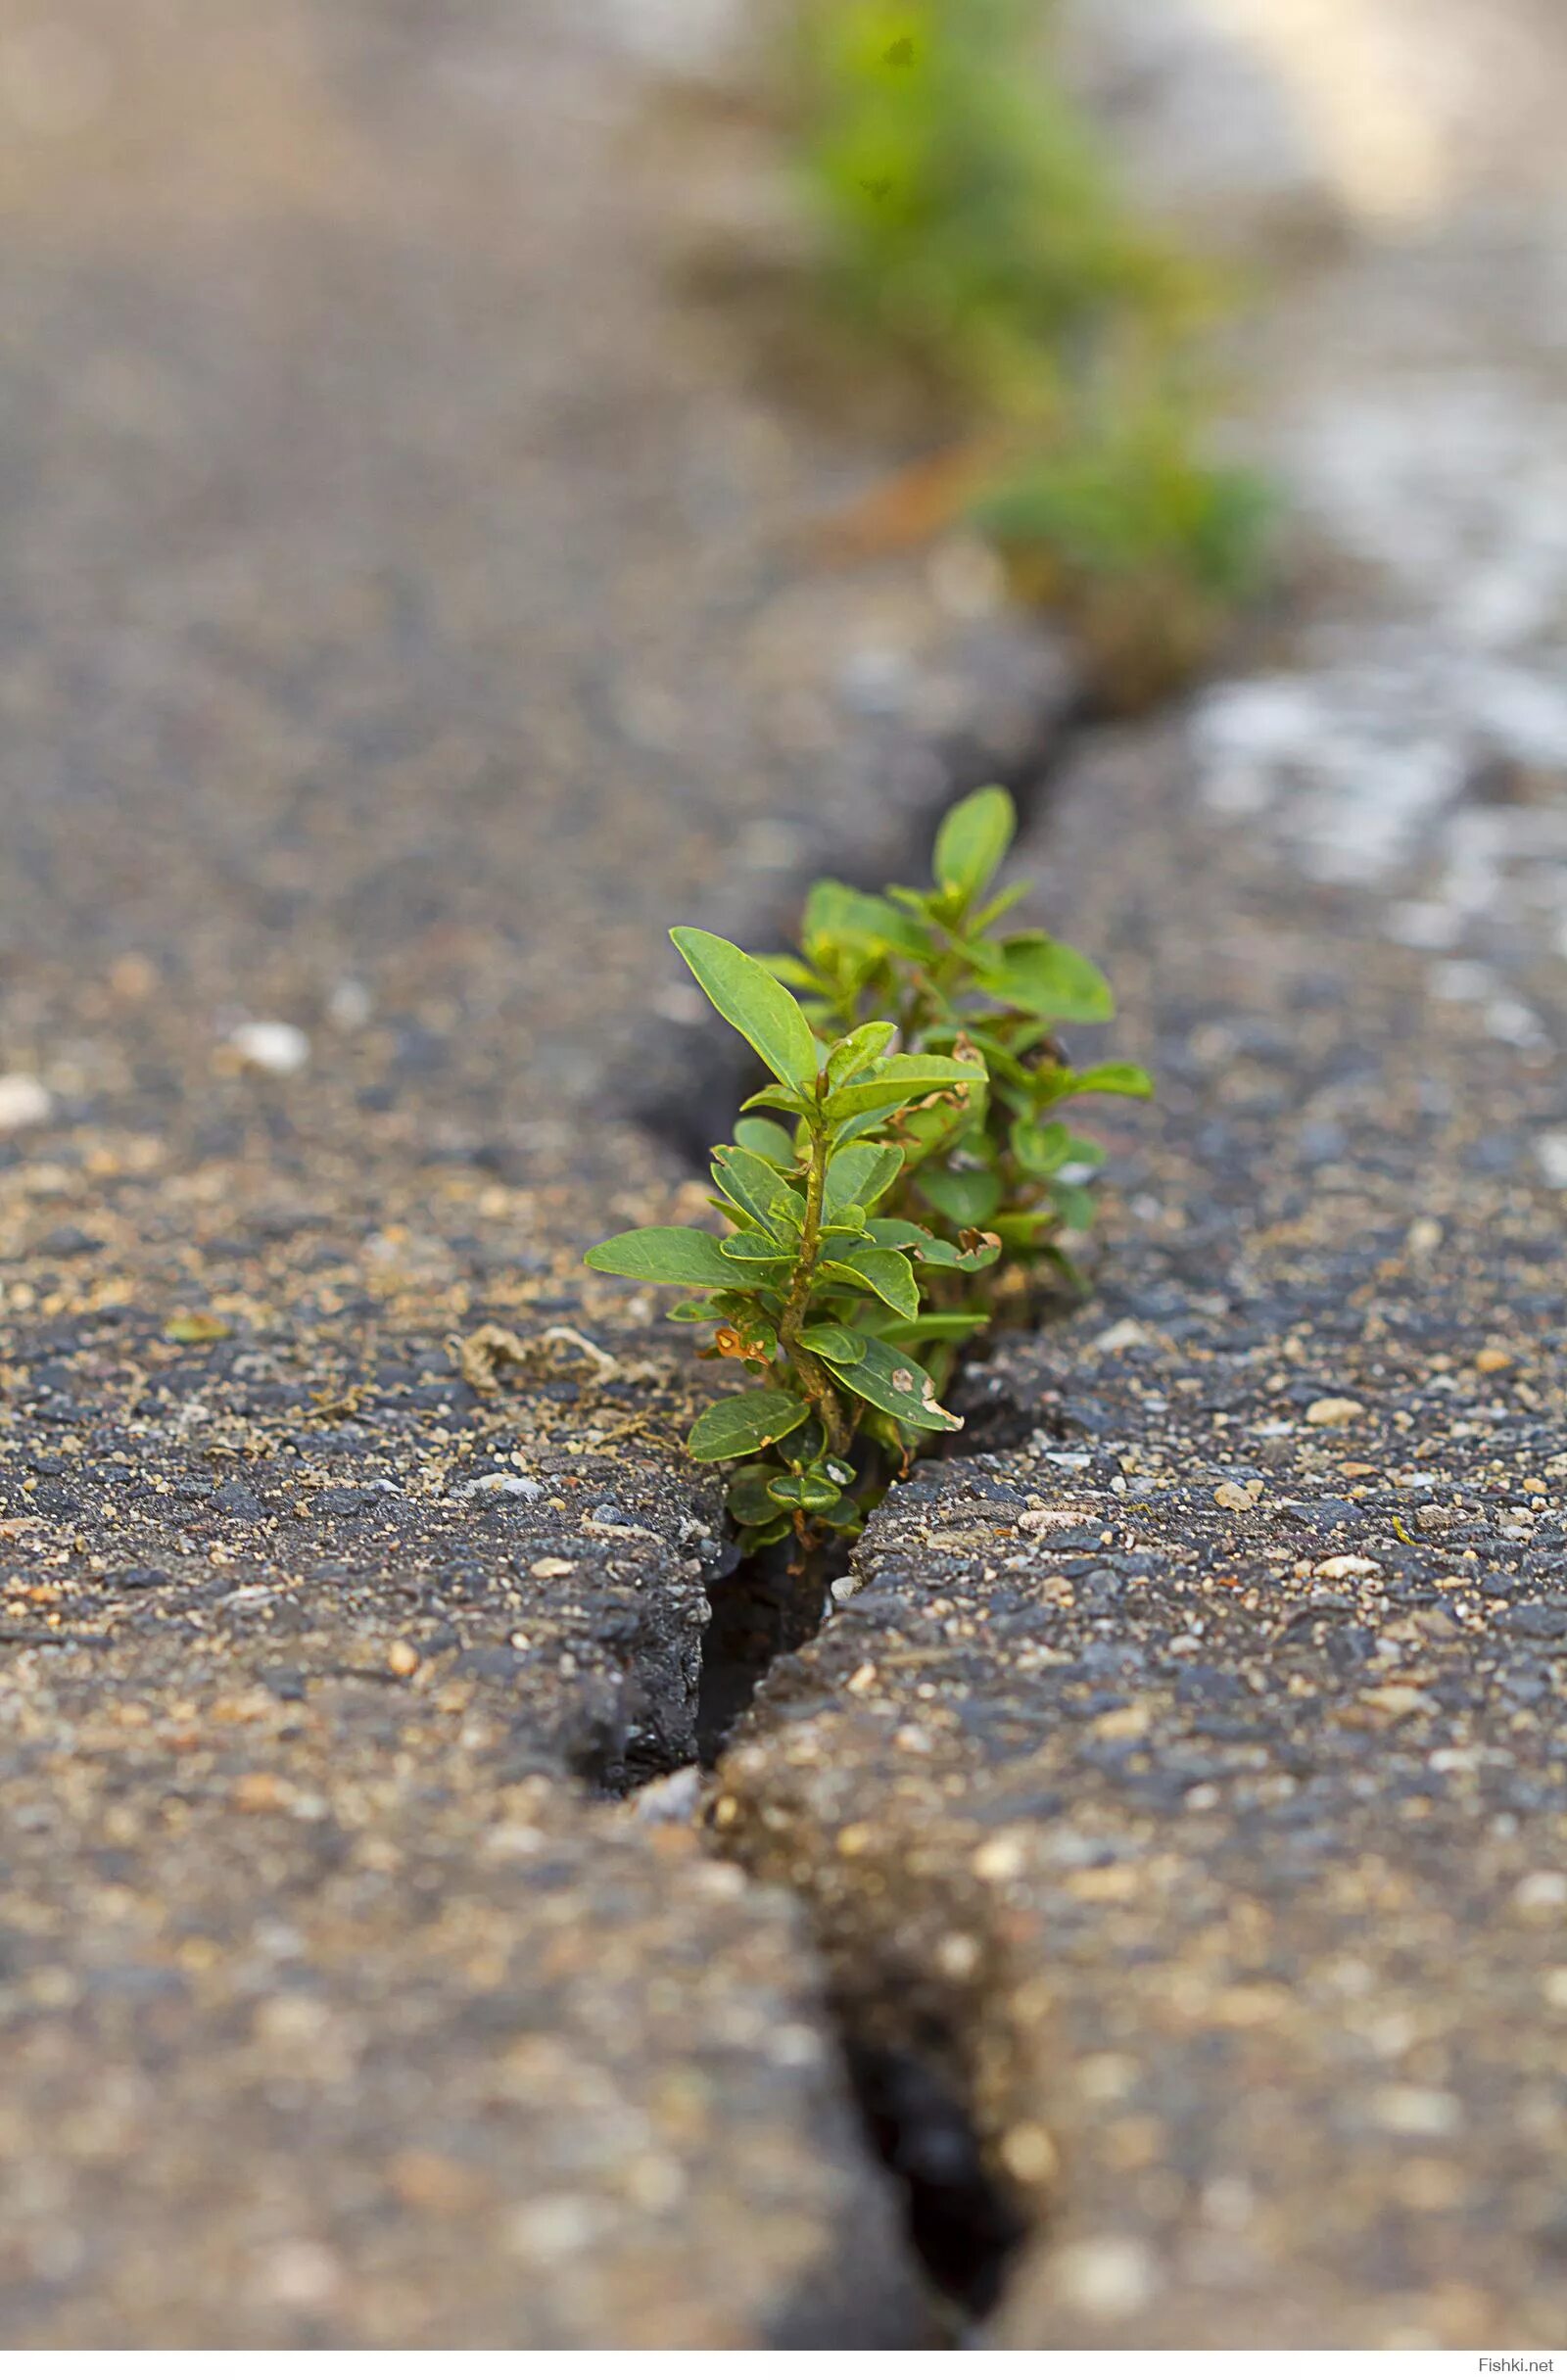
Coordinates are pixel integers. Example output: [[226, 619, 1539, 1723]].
[[1370, 2086, 1461, 2139], [229, 1020, 309, 1075], [502, 2195, 610, 2261], [1514, 1872, 1567, 1917], [0, 1073, 53, 1132], [1051, 2235, 1160, 2321], [627, 1766, 702, 1825], [326, 977, 373, 1030], [454, 1473, 544, 1500], [1536, 1130, 1567, 1192], [1092, 1317, 1149, 1353]]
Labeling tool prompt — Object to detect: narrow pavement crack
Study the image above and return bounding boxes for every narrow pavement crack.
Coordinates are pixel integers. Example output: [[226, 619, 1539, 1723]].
[[616, 703, 1117, 2330]]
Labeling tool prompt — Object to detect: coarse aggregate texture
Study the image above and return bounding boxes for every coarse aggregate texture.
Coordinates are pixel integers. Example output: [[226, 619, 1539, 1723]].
[[8, 0, 1567, 2349], [713, 710, 1567, 2346], [0, 0, 1070, 2344], [706, 16, 1567, 2345]]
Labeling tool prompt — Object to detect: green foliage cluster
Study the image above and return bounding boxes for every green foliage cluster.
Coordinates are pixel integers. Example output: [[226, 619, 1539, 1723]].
[[784, 0, 1273, 703], [586, 787, 1150, 1551]]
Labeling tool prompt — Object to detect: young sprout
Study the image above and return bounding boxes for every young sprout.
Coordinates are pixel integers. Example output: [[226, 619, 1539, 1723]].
[[586, 785, 1151, 1550]]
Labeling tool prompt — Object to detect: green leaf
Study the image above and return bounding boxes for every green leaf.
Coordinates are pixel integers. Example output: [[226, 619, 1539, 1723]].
[[826, 1141, 904, 1215], [717, 1231, 794, 1269], [821, 1245, 920, 1318], [859, 1214, 926, 1249], [819, 1336, 962, 1434], [585, 1226, 742, 1288], [802, 879, 932, 958], [1068, 1062, 1155, 1100], [740, 1083, 814, 1118], [799, 1322, 867, 1364], [826, 1019, 896, 1086], [916, 1165, 1001, 1228], [688, 1389, 812, 1461], [933, 785, 1015, 907], [878, 1310, 989, 1344], [733, 1117, 799, 1166], [1051, 1182, 1098, 1231], [985, 933, 1114, 1023], [671, 927, 820, 1090], [825, 1052, 983, 1121], [1011, 1118, 1073, 1176], [756, 954, 825, 991], [728, 1464, 785, 1525], [738, 1513, 795, 1551], [969, 881, 1030, 932], [713, 1146, 806, 1235], [858, 1216, 995, 1272]]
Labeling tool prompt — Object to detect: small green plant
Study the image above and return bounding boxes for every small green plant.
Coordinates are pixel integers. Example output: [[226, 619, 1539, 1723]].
[[586, 786, 1150, 1551], [782, 0, 1272, 703]]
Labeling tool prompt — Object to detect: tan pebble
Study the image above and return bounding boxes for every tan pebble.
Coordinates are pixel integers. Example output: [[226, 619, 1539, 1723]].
[[835, 1824, 877, 1857], [529, 1557, 574, 1578], [386, 1640, 420, 1678], [845, 1662, 878, 1693], [231, 1773, 290, 1813], [1211, 1981, 1292, 2026], [1359, 1685, 1429, 1718], [1066, 1863, 1140, 1903], [1212, 1480, 1260, 1512], [1396, 2159, 1465, 2212], [1316, 1554, 1381, 1579], [1523, 1476, 1547, 1495], [1306, 1397, 1365, 1426], [1340, 1461, 1377, 1479], [1541, 1969, 1567, 2011], [388, 2149, 485, 2214], [1091, 1701, 1151, 1741], [1474, 1347, 1513, 1373], [999, 2121, 1061, 2187], [1018, 1505, 1092, 1534]]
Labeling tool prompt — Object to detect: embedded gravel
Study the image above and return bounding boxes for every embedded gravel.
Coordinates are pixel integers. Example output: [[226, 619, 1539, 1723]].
[[713, 683, 1567, 2353], [0, 0, 1064, 2344]]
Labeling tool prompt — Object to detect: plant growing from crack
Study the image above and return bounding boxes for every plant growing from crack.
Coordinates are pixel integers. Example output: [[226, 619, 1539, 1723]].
[[586, 786, 1150, 1550], [782, 0, 1274, 705]]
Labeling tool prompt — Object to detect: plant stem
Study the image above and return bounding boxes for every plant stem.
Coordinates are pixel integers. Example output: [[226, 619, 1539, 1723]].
[[779, 1103, 850, 1455]]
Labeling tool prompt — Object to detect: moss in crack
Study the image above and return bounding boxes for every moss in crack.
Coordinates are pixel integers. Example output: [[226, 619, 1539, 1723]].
[[586, 785, 1149, 1555]]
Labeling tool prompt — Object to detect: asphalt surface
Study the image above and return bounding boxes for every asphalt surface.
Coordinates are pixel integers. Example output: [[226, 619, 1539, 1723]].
[[0, 0, 1055, 2345], [708, 34, 1567, 2343], [2, 0, 1566, 2351]]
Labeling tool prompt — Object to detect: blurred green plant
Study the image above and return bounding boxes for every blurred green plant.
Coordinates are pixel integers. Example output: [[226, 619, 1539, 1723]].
[[586, 786, 1150, 1552], [784, 0, 1273, 704]]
